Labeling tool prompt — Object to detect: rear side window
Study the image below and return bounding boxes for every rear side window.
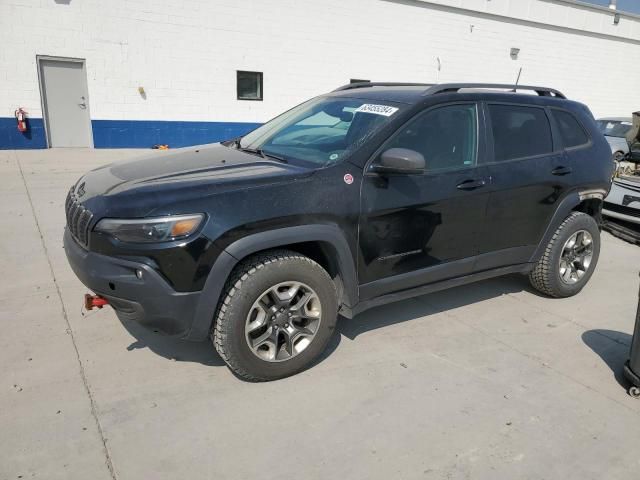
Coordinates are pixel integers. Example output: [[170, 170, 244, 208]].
[[488, 104, 553, 162], [553, 110, 589, 148]]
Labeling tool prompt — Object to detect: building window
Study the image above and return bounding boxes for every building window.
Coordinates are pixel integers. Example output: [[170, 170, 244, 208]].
[[237, 71, 263, 101]]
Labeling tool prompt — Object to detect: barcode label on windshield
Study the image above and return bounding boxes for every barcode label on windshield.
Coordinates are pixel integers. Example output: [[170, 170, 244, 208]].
[[355, 104, 399, 117]]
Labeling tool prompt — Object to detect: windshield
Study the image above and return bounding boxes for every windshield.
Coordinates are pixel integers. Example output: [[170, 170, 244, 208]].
[[235, 96, 405, 167], [597, 119, 633, 138]]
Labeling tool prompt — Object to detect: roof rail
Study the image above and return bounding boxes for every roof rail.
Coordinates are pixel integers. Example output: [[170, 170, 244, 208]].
[[423, 83, 566, 99], [333, 82, 434, 92]]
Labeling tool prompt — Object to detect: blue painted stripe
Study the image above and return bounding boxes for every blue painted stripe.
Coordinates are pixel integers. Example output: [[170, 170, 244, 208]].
[[0, 117, 47, 149], [0, 118, 262, 149], [92, 120, 262, 148]]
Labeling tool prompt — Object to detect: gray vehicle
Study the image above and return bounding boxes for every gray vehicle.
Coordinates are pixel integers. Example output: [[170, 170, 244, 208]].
[[603, 176, 640, 226], [602, 113, 640, 241], [596, 117, 634, 161]]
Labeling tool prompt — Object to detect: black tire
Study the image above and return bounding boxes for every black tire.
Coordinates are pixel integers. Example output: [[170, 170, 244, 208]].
[[529, 212, 600, 298], [212, 250, 338, 381]]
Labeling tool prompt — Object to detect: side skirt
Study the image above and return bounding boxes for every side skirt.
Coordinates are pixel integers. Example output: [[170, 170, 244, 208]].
[[342, 263, 533, 318]]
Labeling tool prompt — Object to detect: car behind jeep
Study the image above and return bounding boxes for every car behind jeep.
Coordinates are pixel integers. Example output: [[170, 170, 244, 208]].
[[65, 82, 613, 381]]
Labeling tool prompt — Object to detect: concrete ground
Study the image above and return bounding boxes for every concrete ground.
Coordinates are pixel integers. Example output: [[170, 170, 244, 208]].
[[2, 148, 640, 480]]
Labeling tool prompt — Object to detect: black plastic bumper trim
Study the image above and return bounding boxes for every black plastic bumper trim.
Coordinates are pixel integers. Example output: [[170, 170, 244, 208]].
[[64, 228, 200, 337]]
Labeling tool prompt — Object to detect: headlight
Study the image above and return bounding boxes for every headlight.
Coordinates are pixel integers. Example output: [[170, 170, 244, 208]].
[[94, 214, 205, 243]]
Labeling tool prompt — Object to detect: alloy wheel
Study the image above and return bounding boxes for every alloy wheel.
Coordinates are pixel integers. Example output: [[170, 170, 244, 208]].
[[245, 282, 322, 362], [559, 229, 594, 285]]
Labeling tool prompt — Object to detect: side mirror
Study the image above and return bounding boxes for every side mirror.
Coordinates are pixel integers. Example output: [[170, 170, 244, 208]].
[[371, 148, 426, 175]]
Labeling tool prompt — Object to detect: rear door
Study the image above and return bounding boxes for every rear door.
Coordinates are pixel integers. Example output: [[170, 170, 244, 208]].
[[358, 102, 491, 298], [477, 102, 571, 270]]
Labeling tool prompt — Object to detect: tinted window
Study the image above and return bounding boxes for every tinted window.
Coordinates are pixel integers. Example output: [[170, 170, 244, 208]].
[[554, 110, 589, 148], [385, 104, 477, 171], [489, 104, 553, 162]]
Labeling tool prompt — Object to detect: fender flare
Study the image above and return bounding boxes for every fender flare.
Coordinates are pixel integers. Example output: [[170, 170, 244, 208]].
[[529, 190, 591, 263], [185, 224, 358, 341]]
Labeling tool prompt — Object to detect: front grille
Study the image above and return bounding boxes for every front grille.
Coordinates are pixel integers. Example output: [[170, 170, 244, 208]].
[[603, 201, 640, 219], [65, 188, 94, 246]]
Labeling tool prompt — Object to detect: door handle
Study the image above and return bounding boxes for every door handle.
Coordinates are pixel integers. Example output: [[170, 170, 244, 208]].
[[456, 179, 486, 190], [552, 166, 572, 176]]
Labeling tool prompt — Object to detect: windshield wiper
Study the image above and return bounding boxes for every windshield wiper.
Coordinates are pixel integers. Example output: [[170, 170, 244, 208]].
[[240, 147, 288, 163]]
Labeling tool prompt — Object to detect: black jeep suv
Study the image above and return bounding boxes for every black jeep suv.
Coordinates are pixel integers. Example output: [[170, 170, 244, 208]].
[[65, 82, 613, 380]]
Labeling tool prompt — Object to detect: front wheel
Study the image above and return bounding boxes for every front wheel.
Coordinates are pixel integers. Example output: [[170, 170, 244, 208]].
[[212, 250, 338, 381], [529, 212, 600, 298]]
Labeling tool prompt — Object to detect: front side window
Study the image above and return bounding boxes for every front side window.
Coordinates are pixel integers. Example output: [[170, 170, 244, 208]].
[[489, 104, 553, 162], [383, 104, 477, 171], [553, 110, 589, 148], [237, 97, 405, 166]]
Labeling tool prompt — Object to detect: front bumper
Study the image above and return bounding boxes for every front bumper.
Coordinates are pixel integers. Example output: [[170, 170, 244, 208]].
[[602, 208, 640, 225], [64, 228, 200, 336], [602, 206, 640, 225], [603, 179, 640, 225]]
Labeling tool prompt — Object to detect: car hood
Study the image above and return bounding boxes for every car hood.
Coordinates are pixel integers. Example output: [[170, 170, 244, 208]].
[[72, 143, 314, 217]]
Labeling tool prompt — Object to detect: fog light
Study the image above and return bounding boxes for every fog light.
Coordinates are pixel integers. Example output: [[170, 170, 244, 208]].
[[136, 269, 143, 279]]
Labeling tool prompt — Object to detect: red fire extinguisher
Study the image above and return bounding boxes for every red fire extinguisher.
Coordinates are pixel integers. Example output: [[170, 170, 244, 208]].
[[15, 108, 28, 133]]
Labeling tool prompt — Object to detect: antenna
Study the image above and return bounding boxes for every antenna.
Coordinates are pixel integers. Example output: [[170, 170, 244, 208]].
[[512, 67, 522, 92]]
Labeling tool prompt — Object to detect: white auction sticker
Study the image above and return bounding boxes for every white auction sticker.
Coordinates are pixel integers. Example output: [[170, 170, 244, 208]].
[[355, 104, 399, 117]]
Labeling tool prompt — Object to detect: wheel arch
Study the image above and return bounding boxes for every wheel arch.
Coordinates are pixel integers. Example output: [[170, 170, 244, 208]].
[[571, 196, 603, 223], [185, 224, 358, 341], [530, 190, 604, 264]]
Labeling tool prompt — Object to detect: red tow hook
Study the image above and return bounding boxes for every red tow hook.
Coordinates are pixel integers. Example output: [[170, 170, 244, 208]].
[[84, 293, 109, 310]]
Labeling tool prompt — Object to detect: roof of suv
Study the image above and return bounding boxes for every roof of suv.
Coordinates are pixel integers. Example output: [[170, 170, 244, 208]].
[[328, 82, 567, 105]]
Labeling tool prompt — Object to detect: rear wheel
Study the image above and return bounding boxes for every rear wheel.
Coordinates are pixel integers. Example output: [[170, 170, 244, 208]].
[[529, 212, 600, 298], [212, 250, 338, 381]]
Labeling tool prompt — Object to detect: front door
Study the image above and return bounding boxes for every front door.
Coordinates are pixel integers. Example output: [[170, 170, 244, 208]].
[[38, 57, 93, 147], [358, 103, 490, 299]]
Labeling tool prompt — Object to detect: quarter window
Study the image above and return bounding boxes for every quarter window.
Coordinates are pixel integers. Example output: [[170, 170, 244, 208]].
[[553, 110, 589, 148], [384, 104, 478, 171], [488, 104, 553, 162]]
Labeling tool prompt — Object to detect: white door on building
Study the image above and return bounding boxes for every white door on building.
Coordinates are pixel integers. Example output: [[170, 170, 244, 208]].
[[38, 57, 93, 147]]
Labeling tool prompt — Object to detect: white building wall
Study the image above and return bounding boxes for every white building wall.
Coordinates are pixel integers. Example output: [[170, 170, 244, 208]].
[[0, 0, 639, 127]]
